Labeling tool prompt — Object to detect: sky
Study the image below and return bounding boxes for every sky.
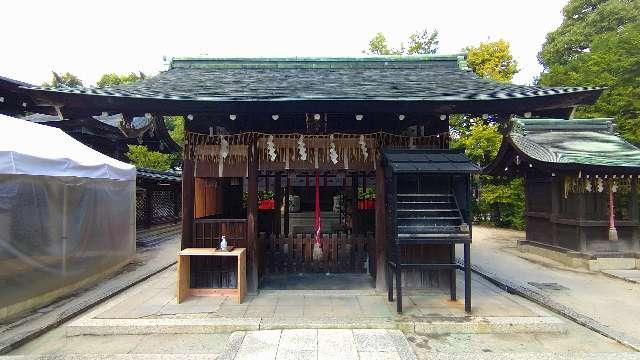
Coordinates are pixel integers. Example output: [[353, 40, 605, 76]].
[[0, 0, 568, 86]]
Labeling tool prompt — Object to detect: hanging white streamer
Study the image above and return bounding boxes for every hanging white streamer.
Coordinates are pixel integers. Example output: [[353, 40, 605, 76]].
[[219, 136, 229, 160], [359, 135, 368, 160], [329, 134, 338, 164], [298, 135, 307, 161], [267, 134, 276, 161]]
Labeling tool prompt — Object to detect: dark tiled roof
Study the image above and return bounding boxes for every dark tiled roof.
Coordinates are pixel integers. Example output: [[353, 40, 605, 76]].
[[485, 118, 640, 174], [510, 118, 640, 167], [383, 149, 480, 173], [137, 168, 181, 182], [22, 56, 602, 102]]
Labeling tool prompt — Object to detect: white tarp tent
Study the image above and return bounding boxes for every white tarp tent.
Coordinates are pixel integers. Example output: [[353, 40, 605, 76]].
[[0, 114, 135, 180], [0, 114, 136, 321]]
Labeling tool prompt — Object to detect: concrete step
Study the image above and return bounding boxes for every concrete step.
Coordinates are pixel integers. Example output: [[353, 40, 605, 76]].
[[64, 315, 566, 336]]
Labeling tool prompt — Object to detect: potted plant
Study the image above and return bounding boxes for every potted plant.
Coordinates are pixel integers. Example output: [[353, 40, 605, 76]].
[[242, 191, 276, 210], [258, 190, 275, 210], [357, 187, 376, 210]]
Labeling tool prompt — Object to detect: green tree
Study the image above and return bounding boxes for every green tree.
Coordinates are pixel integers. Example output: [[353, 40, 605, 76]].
[[538, 0, 639, 66], [368, 32, 403, 55], [96, 72, 145, 88], [538, 0, 640, 144], [453, 119, 525, 229], [367, 28, 439, 55], [126, 144, 173, 171], [164, 116, 185, 145], [407, 28, 439, 55], [43, 71, 83, 87], [450, 39, 525, 229], [466, 40, 518, 82]]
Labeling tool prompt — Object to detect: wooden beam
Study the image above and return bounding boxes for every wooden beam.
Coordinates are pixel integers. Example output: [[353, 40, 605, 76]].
[[274, 172, 282, 236], [352, 173, 359, 235], [284, 173, 290, 237], [181, 156, 195, 249], [632, 177, 640, 251], [246, 138, 259, 292], [551, 175, 560, 247], [577, 189, 587, 252], [375, 160, 386, 291]]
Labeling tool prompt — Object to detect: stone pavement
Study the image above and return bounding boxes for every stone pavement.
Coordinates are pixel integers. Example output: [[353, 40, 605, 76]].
[[221, 329, 416, 360], [0, 236, 180, 354], [459, 226, 640, 350], [61, 264, 567, 336]]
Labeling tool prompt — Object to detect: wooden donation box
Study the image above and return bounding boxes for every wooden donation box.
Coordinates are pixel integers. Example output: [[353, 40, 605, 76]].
[[177, 248, 246, 304]]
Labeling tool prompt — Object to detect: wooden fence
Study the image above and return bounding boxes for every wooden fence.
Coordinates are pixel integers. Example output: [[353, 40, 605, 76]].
[[263, 233, 371, 273]]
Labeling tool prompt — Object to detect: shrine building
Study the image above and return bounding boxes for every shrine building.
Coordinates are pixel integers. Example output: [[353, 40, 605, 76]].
[[0, 55, 606, 312]]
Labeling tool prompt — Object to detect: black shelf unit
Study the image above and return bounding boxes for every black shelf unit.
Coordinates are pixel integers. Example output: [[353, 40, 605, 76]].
[[382, 149, 480, 314]]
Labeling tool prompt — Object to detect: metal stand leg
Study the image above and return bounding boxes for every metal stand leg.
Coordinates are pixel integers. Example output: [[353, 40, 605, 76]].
[[395, 245, 402, 313], [387, 263, 393, 301], [464, 242, 471, 313], [450, 244, 457, 301]]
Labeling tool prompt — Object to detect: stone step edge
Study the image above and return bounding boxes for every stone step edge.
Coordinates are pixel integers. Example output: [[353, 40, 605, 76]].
[[64, 316, 566, 336]]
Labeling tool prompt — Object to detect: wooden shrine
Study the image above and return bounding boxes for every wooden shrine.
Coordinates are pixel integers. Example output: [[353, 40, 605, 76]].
[[486, 118, 640, 261], [0, 55, 607, 307]]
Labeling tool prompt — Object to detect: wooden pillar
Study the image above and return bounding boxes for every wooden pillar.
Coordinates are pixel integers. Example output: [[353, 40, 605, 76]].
[[577, 189, 587, 252], [550, 175, 560, 247], [284, 174, 290, 236], [352, 173, 360, 235], [246, 139, 259, 292], [274, 172, 282, 236], [181, 157, 195, 250], [375, 162, 386, 291], [631, 176, 639, 250]]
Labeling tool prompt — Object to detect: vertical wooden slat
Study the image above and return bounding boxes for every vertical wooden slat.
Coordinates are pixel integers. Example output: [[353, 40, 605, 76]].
[[352, 173, 359, 235], [274, 173, 282, 236], [182, 157, 195, 249], [375, 162, 386, 289], [247, 140, 258, 292]]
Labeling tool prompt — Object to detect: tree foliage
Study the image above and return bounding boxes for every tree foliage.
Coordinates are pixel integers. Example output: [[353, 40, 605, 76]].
[[466, 40, 518, 82], [368, 32, 403, 55], [407, 28, 439, 55], [165, 116, 185, 146], [451, 39, 525, 229], [126, 145, 173, 171], [43, 72, 83, 87], [538, 0, 640, 144], [367, 27, 439, 55], [538, 0, 639, 66], [96, 72, 145, 88]]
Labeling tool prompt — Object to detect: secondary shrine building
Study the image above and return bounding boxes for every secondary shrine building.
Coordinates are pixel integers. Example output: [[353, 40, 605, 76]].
[[1, 55, 604, 306]]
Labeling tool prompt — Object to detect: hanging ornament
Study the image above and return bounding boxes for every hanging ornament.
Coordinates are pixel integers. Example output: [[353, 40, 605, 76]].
[[585, 179, 592, 192], [219, 135, 229, 160], [597, 178, 604, 193], [298, 135, 307, 160], [359, 135, 368, 160], [612, 181, 618, 193], [563, 177, 570, 198], [329, 134, 338, 164], [266, 135, 276, 161]]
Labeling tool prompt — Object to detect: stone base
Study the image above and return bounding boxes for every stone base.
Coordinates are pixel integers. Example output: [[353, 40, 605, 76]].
[[518, 241, 640, 271]]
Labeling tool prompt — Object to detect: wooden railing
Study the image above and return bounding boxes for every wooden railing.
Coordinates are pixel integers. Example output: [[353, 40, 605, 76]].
[[263, 233, 372, 273], [191, 218, 247, 249]]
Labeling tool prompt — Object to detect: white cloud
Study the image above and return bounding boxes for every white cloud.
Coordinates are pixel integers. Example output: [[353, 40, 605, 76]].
[[0, 0, 566, 86]]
